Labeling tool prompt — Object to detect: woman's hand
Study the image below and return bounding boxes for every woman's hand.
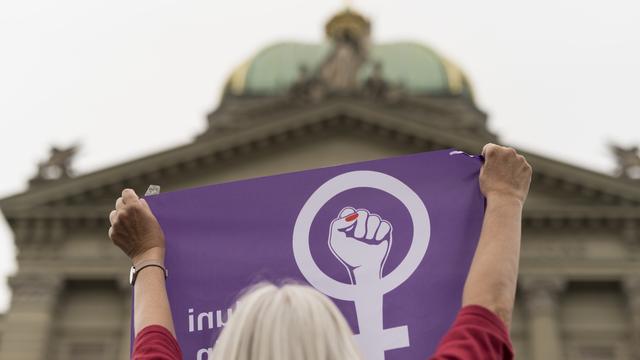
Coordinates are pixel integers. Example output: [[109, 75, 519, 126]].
[[108, 188, 165, 263], [479, 143, 532, 205]]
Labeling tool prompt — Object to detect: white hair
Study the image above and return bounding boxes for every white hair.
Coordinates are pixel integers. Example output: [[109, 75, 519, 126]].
[[211, 282, 362, 360]]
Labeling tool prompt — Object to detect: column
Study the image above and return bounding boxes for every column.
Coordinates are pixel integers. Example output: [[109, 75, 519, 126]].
[[0, 273, 63, 360], [118, 277, 133, 360], [623, 276, 640, 360], [521, 277, 565, 360]]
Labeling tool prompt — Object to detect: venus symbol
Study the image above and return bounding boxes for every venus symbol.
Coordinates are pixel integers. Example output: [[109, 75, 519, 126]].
[[293, 171, 430, 360]]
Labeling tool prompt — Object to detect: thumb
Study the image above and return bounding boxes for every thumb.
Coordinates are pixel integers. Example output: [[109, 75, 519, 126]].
[[481, 143, 493, 157]]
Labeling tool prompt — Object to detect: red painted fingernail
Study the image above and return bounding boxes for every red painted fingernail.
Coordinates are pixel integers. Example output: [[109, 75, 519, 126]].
[[345, 214, 359, 222]]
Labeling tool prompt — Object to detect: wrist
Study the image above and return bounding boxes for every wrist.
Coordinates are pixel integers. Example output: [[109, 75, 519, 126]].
[[352, 265, 381, 285], [132, 247, 165, 265], [485, 192, 525, 208], [130, 260, 167, 286]]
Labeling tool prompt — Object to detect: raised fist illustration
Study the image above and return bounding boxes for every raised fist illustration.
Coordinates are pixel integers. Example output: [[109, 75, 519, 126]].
[[329, 207, 392, 284]]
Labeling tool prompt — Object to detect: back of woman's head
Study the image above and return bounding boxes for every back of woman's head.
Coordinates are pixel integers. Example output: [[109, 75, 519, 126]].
[[212, 282, 362, 360]]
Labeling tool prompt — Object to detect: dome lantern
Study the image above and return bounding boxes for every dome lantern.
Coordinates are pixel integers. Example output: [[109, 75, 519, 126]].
[[325, 9, 371, 50]]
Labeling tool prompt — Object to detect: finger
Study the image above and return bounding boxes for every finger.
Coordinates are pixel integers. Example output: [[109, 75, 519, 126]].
[[354, 209, 369, 238], [332, 207, 358, 231], [339, 207, 356, 218], [331, 212, 359, 232], [481, 143, 494, 157], [122, 188, 139, 205], [115, 197, 124, 210], [109, 210, 117, 225], [365, 214, 381, 240], [108, 226, 114, 240], [375, 220, 391, 241], [140, 198, 152, 212]]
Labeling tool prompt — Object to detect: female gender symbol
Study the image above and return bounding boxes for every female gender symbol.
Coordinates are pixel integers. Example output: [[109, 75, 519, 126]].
[[293, 170, 430, 360]]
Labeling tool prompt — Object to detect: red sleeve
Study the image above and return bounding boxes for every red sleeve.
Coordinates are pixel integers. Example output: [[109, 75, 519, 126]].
[[429, 305, 514, 360], [132, 325, 183, 360]]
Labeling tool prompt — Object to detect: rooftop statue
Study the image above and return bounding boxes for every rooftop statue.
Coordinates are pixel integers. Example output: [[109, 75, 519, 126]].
[[29, 145, 78, 186], [610, 144, 640, 179]]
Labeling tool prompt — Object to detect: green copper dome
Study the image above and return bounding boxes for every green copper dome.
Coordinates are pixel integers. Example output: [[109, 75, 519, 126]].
[[225, 41, 473, 98]]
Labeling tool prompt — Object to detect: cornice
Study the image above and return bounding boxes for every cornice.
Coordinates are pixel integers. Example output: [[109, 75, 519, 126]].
[[0, 102, 486, 211], [205, 96, 490, 139], [1, 99, 639, 213]]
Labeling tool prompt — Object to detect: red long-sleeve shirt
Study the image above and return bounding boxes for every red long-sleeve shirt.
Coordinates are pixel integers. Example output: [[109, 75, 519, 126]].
[[431, 305, 514, 359], [132, 305, 513, 360]]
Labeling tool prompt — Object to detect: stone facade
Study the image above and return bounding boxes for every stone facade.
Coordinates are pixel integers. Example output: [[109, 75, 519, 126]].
[[1, 9, 640, 360]]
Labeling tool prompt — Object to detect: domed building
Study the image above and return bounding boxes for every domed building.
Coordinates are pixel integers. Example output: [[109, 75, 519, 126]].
[[1, 9, 639, 360]]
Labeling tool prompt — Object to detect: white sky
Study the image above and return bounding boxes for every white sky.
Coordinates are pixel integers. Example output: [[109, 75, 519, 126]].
[[1, 0, 639, 312]]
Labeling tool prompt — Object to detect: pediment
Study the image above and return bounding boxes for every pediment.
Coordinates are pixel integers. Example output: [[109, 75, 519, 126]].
[[1, 99, 639, 222]]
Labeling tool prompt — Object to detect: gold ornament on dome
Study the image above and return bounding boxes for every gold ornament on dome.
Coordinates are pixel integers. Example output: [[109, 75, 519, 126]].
[[325, 8, 371, 43]]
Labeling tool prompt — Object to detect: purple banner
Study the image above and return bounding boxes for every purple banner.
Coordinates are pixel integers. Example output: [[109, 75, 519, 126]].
[[145, 149, 485, 360]]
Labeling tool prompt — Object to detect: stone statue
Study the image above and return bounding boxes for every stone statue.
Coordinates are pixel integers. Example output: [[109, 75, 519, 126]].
[[290, 65, 326, 102], [319, 39, 367, 92], [610, 144, 640, 179], [289, 9, 371, 100], [363, 62, 388, 98], [31, 145, 78, 183]]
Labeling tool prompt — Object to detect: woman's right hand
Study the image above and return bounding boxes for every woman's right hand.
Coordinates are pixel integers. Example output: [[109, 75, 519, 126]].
[[479, 143, 532, 205], [108, 188, 166, 264]]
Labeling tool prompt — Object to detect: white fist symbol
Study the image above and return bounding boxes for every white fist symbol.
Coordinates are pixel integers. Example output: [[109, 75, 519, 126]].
[[329, 207, 392, 284]]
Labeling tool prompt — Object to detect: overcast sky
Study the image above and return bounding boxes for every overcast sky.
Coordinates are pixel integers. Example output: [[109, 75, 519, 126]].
[[1, 0, 639, 312]]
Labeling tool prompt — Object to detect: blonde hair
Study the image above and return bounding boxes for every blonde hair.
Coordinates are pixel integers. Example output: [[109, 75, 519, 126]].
[[211, 282, 362, 360]]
